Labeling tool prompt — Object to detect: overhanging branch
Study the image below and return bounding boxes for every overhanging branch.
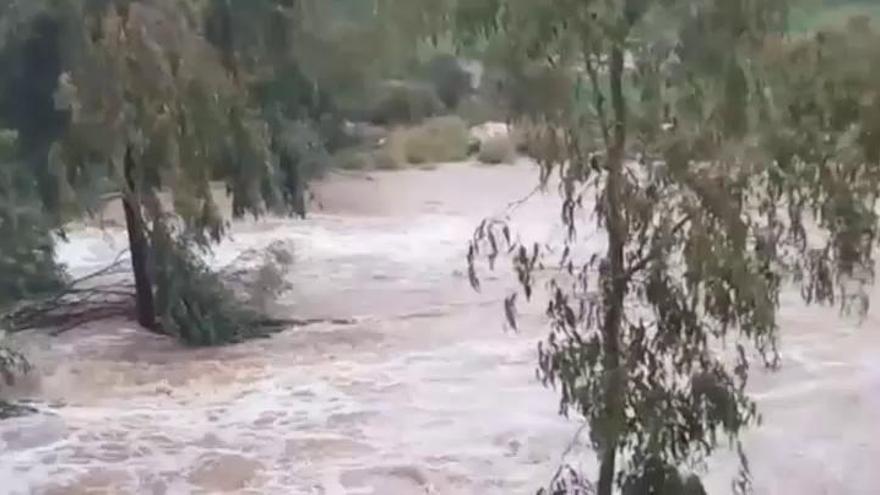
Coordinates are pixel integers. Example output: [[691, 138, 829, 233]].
[[625, 214, 693, 280]]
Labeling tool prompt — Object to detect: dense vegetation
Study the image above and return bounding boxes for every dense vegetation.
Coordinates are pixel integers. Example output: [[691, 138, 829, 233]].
[[0, 0, 479, 344], [455, 0, 880, 493], [1, 0, 880, 492], [790, 0, 880, 32]]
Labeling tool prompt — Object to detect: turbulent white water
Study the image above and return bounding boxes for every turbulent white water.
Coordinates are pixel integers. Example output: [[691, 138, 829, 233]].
[[2, 162, 880, 494]]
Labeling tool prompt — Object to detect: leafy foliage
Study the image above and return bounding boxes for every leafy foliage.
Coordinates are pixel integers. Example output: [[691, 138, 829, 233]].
[[0, 0, 470, 342], [45, 0, 301, 341], [0, 0, 317, 343], [538, 467, 595, 495], [0, 3, 70, 311], [204, 0, 342, 179], [455, 0, 880, 493], [0, 2, 70, 217], [364, 81, 445, 126], [425, 53, 473, 109], [52, 0, 299, 227], [0, 129, 67, 311], [150, 224, 275, 346]]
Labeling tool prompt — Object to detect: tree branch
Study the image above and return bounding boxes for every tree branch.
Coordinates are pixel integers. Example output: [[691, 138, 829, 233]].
[[625, 214, 693, 279], [584, 55, 611, 149]]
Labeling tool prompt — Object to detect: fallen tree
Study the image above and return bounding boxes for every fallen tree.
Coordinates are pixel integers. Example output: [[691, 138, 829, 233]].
[[1, 240, 301, 344]]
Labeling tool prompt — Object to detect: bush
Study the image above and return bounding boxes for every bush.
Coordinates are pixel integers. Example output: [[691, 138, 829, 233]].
[[274, 119, 330, 179], [367, 81, 445, 125], [334, 149, 372, 170], [511, 120, 567, 162], [425, 54, 473, 109], [0, 223, 67, 310], [474, 59, 575, 117], [387, 116, 470, 165], [0, 130, 67, 311], [340, 121, 388, 148], [150, 227, 295, 346], [370, 148, 400, 170], [477, 135, 516, 164], [334, 147, 400, 170], [456, 95, 506, 126]]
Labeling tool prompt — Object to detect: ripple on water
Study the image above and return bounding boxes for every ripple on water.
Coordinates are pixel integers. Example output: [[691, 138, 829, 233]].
[[284, 436, 374, 462], [1, 414, 67, 451], [340, 465, 436, 494], [187, 453, 265, 493], [38, 468, 132, 495]]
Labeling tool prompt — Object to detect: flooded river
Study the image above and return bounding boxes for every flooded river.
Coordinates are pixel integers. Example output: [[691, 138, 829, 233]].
[[1, 162, 879, 494]]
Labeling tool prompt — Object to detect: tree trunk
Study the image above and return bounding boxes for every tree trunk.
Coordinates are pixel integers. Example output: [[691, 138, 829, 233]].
[[598, 447, 618, 495], [597, 45, 629, 495], [122, 148, 157, 331]]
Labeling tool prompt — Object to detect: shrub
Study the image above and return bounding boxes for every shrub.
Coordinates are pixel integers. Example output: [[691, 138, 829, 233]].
[[477, 135, 516, 164], [274, 119, 330, 179], [340, 121, 388, 149], [386, 116, 470, 165], [334, 149, 372, 170], [0, 130, 67, 311], [367, 81, 445, 125], [0, 221, 67, 310], [150, 226, 294, 346], [425, 54, 473, 109], [334, 147, 401, 170], [371, 147, 401, 170], [456, 95, 506, 126], [510, 120, 567, 162]]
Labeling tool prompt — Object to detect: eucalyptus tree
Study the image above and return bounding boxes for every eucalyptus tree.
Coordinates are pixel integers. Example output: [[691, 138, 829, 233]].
[[26, 0, 306, 344], [448, 1, 880, 493], [0, 0, 433, 343]]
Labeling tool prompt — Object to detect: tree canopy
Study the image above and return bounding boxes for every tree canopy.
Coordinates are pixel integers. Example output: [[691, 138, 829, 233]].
[[454, 0, 880, 493], [0, 0, 321, 343]]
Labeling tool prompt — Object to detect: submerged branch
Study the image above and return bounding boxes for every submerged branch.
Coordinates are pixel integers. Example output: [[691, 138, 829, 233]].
[[2, 250, 135, 333], [1, 240, 304, 342]]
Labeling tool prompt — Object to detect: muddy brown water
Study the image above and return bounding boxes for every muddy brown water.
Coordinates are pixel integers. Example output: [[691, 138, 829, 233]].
[[2, 161, 879, 494]]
